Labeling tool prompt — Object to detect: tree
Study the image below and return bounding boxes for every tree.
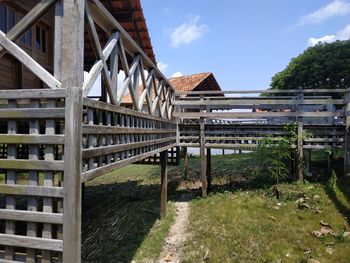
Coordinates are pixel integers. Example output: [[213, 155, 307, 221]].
[[270, 40, 350, 91]]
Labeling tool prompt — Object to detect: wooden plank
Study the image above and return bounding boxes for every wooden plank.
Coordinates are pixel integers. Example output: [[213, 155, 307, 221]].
[[84, 4, 118, 104], [0, 134, 64, 144], [87, 0, 174, 91], [173, 98, 344, 106], [160, 150, 168, 218], [5, 101, 16, 260], [206, 148, 212, 193], [82, 125, 176, 134], [174, 111, 344, 119], [0, 89, 66, 99], [0, 234, 63, 252], [27, 100, 40, 263], [0, 108, 65, 119], [62, 89, 83, 263], [82, 137, 176, 159], [0, 210, 63, 224], [200, 117, 207, 197], [83, 98, 176, 123], [0, 31, 61, 89], [175, 88, 348, 95], [0, 159, 64, 171], [82, 143, 177, 182], [0, 184, 63, 198]]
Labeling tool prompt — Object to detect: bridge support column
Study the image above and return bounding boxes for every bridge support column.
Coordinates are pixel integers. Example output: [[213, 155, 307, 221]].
[[206, 148, 212, 193], [345, 91, 350, 176], [183, 147, 189, 178], [160, 150, 168, 218], [200, 117, 207, 197], [297, 121, 304, 182]]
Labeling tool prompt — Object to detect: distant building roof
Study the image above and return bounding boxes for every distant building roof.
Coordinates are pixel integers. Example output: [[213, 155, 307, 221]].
[[121, 72, 223, 105], [168, 72, 222, 94]]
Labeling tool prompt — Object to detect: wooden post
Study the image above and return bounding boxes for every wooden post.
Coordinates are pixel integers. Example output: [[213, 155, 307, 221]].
[[304, 150, 311, 176], [345, 91, 350, 176], [160, 150, 168, 218], [183, 146, 189, 178], [222, 149, 225, 155], [200, 117, 207, 197], [206, 148, 212, 193], [61, 0, 84, 262], [296, 91, 304, 182]]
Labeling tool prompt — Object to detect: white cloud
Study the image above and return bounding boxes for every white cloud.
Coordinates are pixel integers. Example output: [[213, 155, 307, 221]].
[[308, 24, 350, 46], [157, 62, 168, 73], [171, 72, 183, 78], [297, 0, 350, 26], [169, 15, 209, 48]]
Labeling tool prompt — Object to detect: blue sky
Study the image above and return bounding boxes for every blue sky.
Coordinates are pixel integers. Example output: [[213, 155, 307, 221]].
[[142, 0, 350, 91]]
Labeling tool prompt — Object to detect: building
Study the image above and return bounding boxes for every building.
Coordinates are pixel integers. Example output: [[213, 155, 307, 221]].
[[0, 0, 155, 91]]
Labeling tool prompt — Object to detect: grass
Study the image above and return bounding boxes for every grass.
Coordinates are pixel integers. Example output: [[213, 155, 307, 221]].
[[1, 152, 350, 262], [181, 153, 350, 263], [81, 164, 178, 262]]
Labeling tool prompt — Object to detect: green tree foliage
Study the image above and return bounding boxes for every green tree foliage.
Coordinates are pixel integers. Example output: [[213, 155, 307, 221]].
[[270, 40, 350, 91]]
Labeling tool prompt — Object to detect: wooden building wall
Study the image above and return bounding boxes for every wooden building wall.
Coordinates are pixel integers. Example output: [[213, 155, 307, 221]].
[[0, 0, 54, 90]]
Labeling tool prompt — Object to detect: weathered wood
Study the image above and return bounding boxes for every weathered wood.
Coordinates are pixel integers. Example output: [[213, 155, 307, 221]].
[[297, 121, 304, 181], [5, 101, 16, 260], [82, 137, 176, 158], [82, 143, 177, 182], [0, 159, 64, 171], [61, 0, 84, 261], [0, 89, 66, 99], [174, 111, 344, 119], [200, 117, 207, 197], [83, 125, 176, 134], [85, 4, 118, 104], [0, 31, 61, 89], [173, 98, 344, 106], [0, 234, 63, 252], [0, 108, 65, 119], [63, 87, 83, 263], [183, 147, 189, 178], [0, 209, 63, 224], [160, 150, 168, 218], [0, 184, 64, 197], [0, 134, 64, 144], [0, 0, 56, 56], [175, 88, 348, 96], [83, 98, 176, 123], [345, 92, 350, 176], [206, 148, 212, 193], [27, 100, 40, 263]]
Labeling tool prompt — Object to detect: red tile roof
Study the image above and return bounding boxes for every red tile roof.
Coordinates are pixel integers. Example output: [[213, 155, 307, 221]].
[[84, 0, 156, 70], [121, 72, 223, 104]]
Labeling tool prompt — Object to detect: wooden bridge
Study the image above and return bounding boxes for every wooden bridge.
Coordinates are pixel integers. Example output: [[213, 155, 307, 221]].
[[0, 1, 349, 262]]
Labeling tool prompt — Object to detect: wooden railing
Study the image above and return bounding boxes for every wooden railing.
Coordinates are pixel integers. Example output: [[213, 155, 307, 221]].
[[0, 0, 176, 262]]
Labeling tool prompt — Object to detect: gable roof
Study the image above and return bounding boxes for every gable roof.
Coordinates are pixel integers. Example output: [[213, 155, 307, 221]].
[[168, 72, 222, 93], [121, 72, 223, 104]]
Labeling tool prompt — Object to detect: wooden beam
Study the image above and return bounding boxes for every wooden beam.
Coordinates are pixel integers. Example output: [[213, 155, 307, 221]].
[[200, 117, 207, 197], [160, 150, 168, 218], [0, 31, 61, 89], [0, 0, 56, 57], [206, 148, 212, 193], [61, 0, 84, 262]]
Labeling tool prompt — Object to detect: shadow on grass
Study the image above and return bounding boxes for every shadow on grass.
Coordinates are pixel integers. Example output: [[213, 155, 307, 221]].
[[325, 175, 350, 226]]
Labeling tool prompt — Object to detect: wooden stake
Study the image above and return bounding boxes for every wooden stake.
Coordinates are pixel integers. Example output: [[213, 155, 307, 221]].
[[160, 150, 168, 218], [206, 148, 212, 193], [200, 117, 207, 197]]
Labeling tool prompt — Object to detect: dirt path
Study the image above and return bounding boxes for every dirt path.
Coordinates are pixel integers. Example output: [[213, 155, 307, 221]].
[[157, 201, 190, 263]]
